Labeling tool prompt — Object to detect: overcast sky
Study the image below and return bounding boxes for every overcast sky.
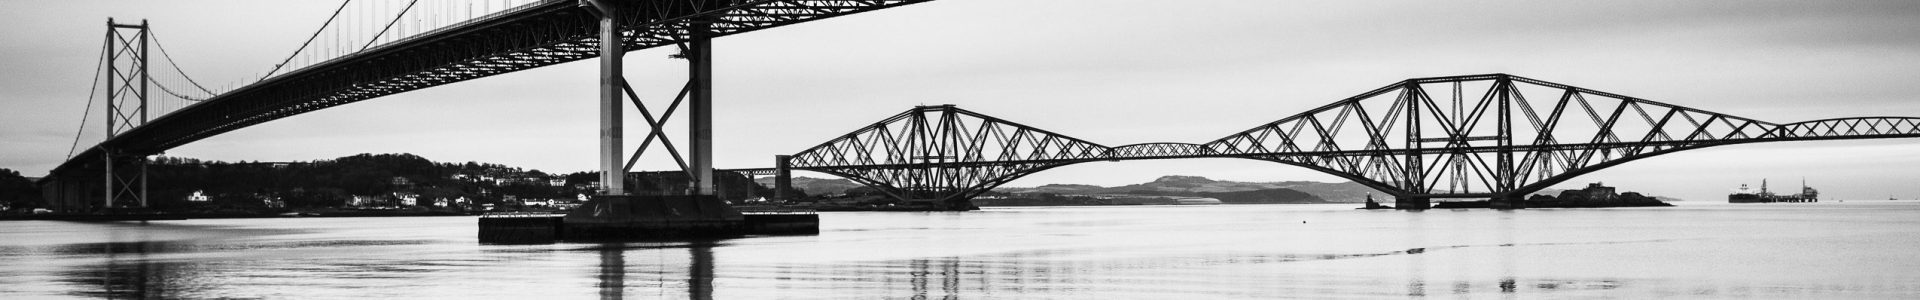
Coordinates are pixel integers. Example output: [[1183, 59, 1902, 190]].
[[5, 0, 1920, 202]]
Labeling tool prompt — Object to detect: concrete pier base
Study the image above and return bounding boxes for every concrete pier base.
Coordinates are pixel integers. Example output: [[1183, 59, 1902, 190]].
[[562, 195, 745, 241], [478, 195, 821, 244], [946, 199, 980, 211], [742, 214, 819, 235], [1395, 197, 1432, 210], [1490, 195, 1528, 210], [477, 215, 564, 244]]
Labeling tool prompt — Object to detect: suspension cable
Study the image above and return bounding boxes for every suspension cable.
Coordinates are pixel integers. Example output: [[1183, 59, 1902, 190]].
[[261, 0, 352, 81], [66, 42, 109, 160], [154, 79, 208, 102], [147, 30, 215, 95], [361, 0, 420, 52]]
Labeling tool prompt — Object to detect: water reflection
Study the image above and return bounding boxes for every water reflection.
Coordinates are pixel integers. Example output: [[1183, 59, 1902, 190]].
[[53, 237, 1604, 299], [597, 244, 623, 300], [47, 222, 180, 299], [11, 205, 1920, 298], [664, 238, 1695, 298], [61, 240, 167, 299], [593, 240, 717, 300], [688, 241, 714, 300], [24, 220, 454, 299]]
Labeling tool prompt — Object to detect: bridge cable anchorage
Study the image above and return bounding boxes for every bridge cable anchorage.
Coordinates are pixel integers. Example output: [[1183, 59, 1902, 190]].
[[359, 0, 419, 52], [65, 41, 110, 160], [261, 0, 351, 81]]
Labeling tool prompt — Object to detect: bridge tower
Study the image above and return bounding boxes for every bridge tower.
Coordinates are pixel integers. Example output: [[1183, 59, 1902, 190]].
[[773, 155, 793, 202], [101, 19, 152, 209], [567, 0, 742, 238], [584, 0, 720, 197]]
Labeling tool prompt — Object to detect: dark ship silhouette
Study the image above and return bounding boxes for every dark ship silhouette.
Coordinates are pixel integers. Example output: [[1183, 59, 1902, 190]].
[[1729, 179, 1818, 203]]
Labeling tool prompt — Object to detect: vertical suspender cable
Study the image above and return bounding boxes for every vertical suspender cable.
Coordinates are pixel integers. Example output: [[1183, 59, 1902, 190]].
[[147, 30, 215, 95], [263, 0, 351, 80], [361, 0, 420, 51]]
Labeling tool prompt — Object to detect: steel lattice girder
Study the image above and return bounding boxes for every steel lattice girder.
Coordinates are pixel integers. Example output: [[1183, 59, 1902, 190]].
[[788, 105, 1107, 203], [787, 74, 1920, 202]]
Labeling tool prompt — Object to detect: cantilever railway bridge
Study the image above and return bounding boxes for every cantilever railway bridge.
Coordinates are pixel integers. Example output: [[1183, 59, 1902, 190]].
[[36, 0, 1920, 212], [779, 74, 1920, 209]]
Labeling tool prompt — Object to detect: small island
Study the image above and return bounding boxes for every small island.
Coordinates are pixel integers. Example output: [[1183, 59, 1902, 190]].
[[1433, 182, 1674, 209]]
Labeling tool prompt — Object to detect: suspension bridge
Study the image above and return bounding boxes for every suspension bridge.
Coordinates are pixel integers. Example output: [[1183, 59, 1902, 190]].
[[34, 0, 1920, 213], [38, 0, 933, 212]]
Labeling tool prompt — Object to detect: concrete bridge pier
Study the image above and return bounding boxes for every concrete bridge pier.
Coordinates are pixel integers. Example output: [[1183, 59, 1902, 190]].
[[37, 174, 98, 213], [560, 0, 747, 240], [1394, 196, 1431, 210], [943, 198, 979, 211], [1490, 194, 1528, 210], [773, 155, 791, 201], [563, 194, 745, 240]]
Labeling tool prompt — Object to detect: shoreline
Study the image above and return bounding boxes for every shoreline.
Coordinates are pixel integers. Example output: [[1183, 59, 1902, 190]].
[[0, 210, 489, 221]]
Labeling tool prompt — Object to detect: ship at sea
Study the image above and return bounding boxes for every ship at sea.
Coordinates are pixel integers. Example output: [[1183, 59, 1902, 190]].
[[1728, 179, 1818, 203]]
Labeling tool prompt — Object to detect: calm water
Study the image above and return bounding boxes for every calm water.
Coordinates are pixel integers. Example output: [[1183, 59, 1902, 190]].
[[5, 202, 1920, 299]]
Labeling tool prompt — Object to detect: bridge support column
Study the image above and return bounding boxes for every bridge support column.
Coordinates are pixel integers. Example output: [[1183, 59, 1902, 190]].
[[40, 175, 93, 213], [585, 0, 626, 196], [688, 21, 714, 196], [561, 0, 749, 241], [103, 152, 112, 209], [98, 150, 149, 211], [1394, 196, 1431, 210], [774, 155, 792, 202]]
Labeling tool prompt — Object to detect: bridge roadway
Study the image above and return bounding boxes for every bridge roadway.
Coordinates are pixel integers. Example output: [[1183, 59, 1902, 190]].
[[48, 0, 932, 179]]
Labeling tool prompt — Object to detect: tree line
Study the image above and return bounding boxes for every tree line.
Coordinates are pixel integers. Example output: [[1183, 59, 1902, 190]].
[[3, 153, 810, 213]]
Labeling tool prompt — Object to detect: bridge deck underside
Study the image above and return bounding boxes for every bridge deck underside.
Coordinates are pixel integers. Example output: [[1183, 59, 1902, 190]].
[[51, 0, 932, 178]]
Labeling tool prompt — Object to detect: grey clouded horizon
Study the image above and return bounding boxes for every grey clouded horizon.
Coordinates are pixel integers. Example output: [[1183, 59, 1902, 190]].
[[4, 0, 1920, 202]]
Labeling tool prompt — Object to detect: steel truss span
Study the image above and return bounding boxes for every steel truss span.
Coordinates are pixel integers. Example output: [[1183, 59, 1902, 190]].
[[50, 0, 933, 179], [787, 74, 1920, 207]]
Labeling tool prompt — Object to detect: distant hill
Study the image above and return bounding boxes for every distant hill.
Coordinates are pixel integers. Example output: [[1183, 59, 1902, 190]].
[[753, 177, 862, 196], [0, 168, 39, 210], [756, 175, 1684, 203], [1531, 188, 1685, 202], [1267, 181, 1380, 203], [1197, 188, 1326, 204], [1105, 175, 1264, 193], [1024, 184, 1105, 194], [996, 175, 1384, 203]]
